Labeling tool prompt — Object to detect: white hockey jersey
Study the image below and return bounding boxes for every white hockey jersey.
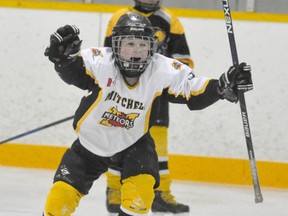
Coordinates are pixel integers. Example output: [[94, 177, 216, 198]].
[[58, 47, 220, 157]]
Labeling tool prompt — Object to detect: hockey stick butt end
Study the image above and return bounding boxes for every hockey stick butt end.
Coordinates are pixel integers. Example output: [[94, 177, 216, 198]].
[[255, 195, 263, 203]]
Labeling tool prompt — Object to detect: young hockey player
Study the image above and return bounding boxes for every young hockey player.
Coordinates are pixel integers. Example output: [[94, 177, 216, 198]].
[[104, 1, 194, 214], [43, 12, 253, 216]]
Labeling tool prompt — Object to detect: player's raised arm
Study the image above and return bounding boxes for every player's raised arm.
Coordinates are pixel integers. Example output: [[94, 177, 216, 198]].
[[165, 62, 253, 110], [44, 25, 95, 90]]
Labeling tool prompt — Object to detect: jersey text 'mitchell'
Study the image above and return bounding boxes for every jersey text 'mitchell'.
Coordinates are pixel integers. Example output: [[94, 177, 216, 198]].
[[105, 90, 145, 110]]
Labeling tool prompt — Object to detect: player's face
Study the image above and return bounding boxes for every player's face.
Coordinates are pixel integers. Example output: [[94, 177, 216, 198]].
[[139, 0, 159, 4], [119, 37, 149, 62]]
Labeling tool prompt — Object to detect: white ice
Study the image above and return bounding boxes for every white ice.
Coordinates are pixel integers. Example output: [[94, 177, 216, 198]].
[[0, 166, 287, 216]]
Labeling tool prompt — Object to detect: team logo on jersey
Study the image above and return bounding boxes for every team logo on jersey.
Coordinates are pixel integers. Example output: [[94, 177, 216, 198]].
[[172, 60, 182, 70], [91, 48, 103, 59], [100, 107, 139, 129], [154, 29, 167, 55], [155, 29, 166, 43]]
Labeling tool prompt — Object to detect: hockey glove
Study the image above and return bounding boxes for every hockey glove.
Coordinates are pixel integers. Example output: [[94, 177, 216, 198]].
[[44, 24, 82, 66], [218, 62, 253, 103]]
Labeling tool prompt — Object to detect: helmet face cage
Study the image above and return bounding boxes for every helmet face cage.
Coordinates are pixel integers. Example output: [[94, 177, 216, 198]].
[[134, 0, 163, 12], [112, 34, 155, 78], [112, 12, 156, 78]]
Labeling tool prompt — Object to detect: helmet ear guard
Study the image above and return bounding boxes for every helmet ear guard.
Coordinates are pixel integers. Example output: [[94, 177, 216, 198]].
[[112, 12, 156, 78]]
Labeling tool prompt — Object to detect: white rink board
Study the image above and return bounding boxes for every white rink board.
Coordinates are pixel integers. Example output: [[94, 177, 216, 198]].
[[0, 7, 288, 162]]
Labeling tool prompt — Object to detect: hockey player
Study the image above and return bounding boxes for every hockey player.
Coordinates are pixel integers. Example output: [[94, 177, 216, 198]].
[[43, 12, 253, 216], [103, 0, 194, 214]]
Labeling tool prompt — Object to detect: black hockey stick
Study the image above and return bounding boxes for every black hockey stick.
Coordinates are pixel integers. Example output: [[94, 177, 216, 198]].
[[0, 115, 74, 144], [222, 0, 263, 203]]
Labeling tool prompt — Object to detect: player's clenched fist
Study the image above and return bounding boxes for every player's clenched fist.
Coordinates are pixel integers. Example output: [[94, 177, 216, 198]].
[[44, 25, 82, 66]]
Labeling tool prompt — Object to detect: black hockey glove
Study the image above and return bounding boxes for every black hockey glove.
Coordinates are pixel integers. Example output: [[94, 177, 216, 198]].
[[218, 62, 253, 103], [44, 24, 82, 66]]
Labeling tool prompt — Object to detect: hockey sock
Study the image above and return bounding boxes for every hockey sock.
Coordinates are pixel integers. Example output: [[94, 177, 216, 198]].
[[106, 170, 121, 205], [150, 126, 172, 192]]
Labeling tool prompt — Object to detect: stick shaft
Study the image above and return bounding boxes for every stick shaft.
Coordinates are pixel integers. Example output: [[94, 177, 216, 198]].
[[0, 115, 74, 144], [222, 0, 263, 203]]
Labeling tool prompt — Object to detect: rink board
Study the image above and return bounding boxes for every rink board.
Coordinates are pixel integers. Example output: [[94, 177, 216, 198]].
[[0, 143, 287, 189]]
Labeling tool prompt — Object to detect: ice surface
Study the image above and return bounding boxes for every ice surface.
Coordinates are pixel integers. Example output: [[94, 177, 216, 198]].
[[0, 166, 287, 216]]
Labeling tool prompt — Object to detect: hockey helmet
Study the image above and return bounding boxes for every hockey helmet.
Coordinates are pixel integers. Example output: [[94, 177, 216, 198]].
[[112, 12, 156, 78]]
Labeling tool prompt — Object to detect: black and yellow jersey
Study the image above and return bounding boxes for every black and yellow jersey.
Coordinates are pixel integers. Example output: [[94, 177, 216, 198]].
[[55, 47, 219, 157]]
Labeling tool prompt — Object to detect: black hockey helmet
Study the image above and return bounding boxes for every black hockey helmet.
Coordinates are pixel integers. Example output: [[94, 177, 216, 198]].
[[134, 0, 163, 12], [112, 12, 156, 78]]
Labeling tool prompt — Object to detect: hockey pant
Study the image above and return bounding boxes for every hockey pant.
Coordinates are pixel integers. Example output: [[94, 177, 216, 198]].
[[106, 125, 171, 195], [44, 135, 159, 216]]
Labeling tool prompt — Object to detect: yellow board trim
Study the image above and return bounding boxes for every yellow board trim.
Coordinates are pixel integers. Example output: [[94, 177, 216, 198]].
[[1, 143, 288, 188], [1, 0, 288, 23], [169, 155, 288, 189], [0, 143, 67, 169]]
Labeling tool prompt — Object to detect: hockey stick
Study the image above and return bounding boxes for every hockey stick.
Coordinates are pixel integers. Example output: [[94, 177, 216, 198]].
[[222, 0, 263, 203], [0, 115, 74, 144]]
